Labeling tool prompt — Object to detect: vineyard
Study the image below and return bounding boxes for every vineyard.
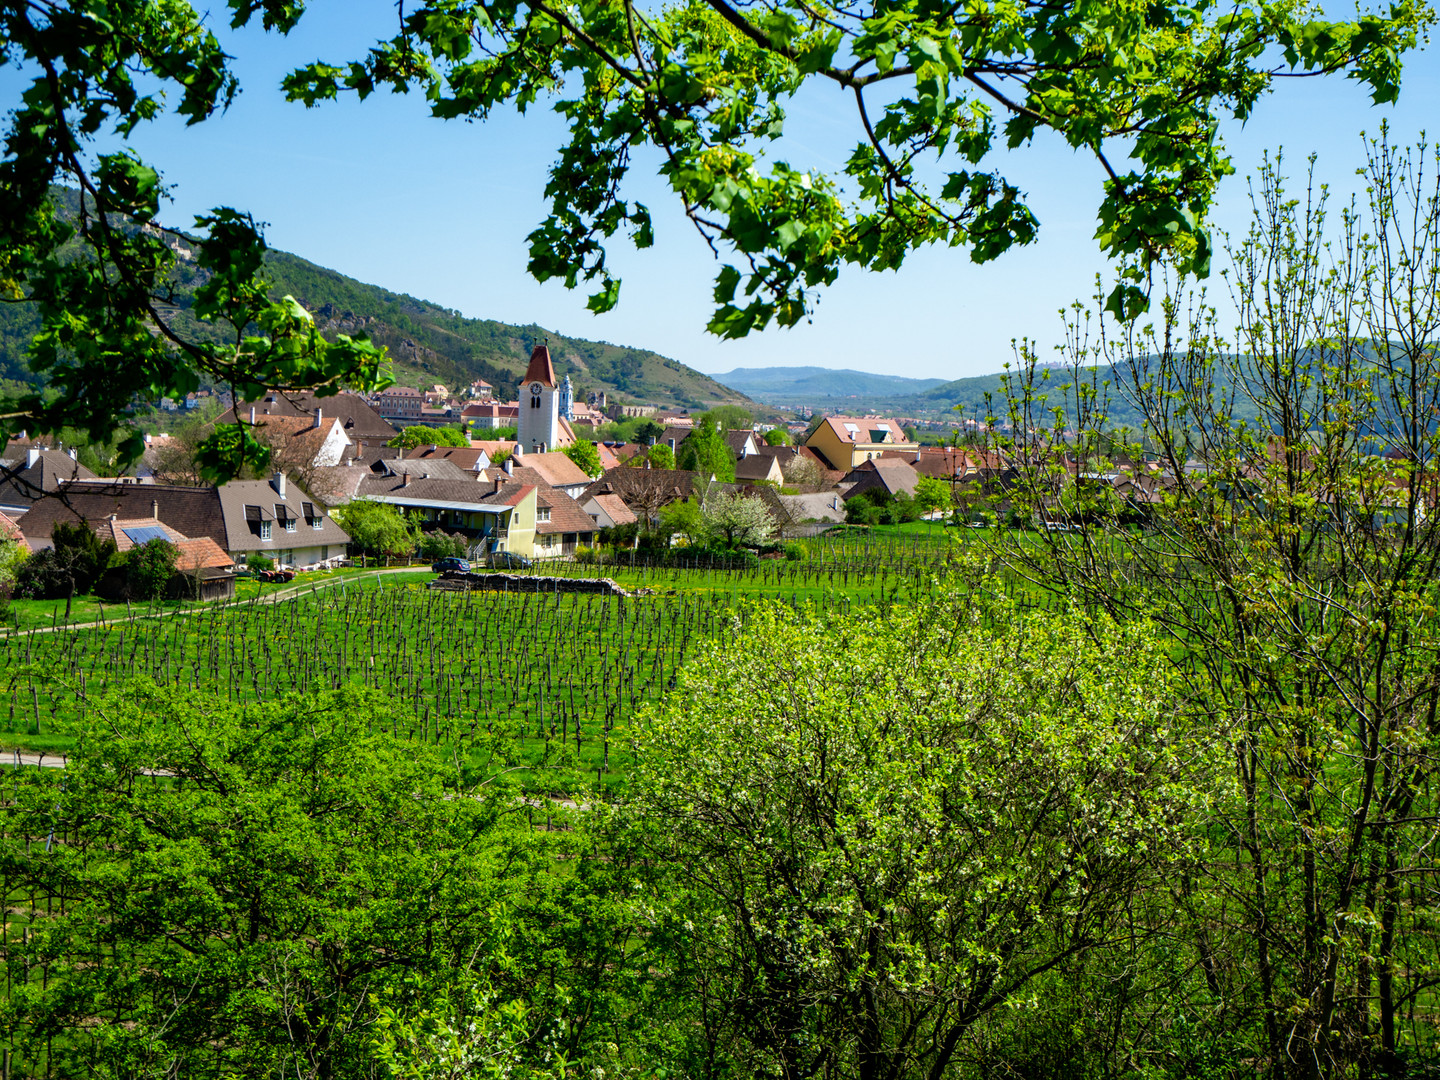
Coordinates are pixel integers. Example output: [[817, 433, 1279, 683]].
[[0, 526, 975, 785]]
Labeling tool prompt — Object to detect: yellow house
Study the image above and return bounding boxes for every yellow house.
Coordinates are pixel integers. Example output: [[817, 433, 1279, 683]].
[[804, 416, 919, 471], [355, 473, 539, 557]]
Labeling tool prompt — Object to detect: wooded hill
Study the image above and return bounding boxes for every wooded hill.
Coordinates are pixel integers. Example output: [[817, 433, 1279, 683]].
[[715, 366, 947, 405], [0, 191, 757, 413]]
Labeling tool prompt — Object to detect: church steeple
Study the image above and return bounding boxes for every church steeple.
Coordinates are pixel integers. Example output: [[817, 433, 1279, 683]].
[[518, 342, 560, 454], [523, 343, 557, 388]]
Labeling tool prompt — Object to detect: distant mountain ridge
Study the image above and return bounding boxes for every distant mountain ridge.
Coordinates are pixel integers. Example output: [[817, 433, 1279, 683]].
[[714, 366, 948, 404], [0, 192, 757, 415]]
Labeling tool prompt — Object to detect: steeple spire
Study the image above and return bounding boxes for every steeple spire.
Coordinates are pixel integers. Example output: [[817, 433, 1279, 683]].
[[523, 343, 557, 387]]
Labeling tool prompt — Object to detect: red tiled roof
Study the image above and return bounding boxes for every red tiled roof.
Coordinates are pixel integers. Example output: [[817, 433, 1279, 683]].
[[175, 536, 234, 571], [536, 487, 598, 534], [0, 511, 27, 550]]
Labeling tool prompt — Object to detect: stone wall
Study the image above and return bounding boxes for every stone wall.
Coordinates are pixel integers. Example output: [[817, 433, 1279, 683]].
[[432, 571, 631, 597]]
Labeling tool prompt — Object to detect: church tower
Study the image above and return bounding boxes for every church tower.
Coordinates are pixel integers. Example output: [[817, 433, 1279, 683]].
[[516, 343, 559, 455]]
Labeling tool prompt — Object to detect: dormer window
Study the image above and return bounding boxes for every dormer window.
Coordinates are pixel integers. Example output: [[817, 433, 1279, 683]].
[[537, 507, 551, 523]]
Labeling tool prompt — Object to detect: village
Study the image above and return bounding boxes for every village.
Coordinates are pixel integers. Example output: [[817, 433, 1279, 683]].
[[0, 343, 1025, 604]]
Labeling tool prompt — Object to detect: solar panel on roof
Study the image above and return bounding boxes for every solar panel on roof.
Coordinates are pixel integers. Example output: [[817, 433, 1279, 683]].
[[122, 525, 170, 545]]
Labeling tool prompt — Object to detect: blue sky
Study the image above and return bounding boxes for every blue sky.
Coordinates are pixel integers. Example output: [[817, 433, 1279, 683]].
[[69, 3, 1440, 381]]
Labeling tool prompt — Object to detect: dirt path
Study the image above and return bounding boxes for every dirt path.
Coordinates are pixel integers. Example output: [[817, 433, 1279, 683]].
[[1, 566, 425, 638]]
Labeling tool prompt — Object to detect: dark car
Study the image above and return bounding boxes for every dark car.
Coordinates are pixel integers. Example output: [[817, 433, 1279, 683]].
[[486, 551, 531, 569], [431, 557, 471, 573]]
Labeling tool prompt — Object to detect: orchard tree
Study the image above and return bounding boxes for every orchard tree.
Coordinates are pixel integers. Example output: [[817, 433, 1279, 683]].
[[700, 490, 775, 547], [388, 424, 471, 450], [16, 520, 116, 615], [563, 438, 604, 478], [644, 442, 676, 470], [913, 474, 952, 516], [625, 585, 1216, 1080], [703, 405, 753, 431], [123, 537, 178, 600], [983, 138, 1440, 1077], [676, 415, 736, 481], [335, 499, 418, 563], [2, 0, 1426, 471]]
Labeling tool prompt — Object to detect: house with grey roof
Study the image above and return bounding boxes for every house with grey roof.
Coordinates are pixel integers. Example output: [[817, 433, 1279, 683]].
[[19, 481, 228, 552], [0, 447, 98, 517], [217, 473, 352, 569]]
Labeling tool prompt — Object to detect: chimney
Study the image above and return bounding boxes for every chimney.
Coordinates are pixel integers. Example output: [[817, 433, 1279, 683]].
[[313, 408, 323, 429], [494, 476, 505, 495], [151, 499, 159, 519], [503, 457, 513, 476], [250, 406, 256, 424], [68, 448, 77, 461], [401, 471, 410, 488], [25, 447, 40, 469], [273, 472, 286, 498], [430, 444, 438, 453]]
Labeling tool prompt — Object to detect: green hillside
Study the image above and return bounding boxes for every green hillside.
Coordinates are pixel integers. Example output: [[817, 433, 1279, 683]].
[[0, 195, 757, 414], [715, 366, 947, 404]]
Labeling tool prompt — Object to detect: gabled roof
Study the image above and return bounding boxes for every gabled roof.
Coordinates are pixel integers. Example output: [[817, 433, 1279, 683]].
[[582, 468, 701, 507], [377, 458, 472, 481], [355, 473, 535, 511], [536, 487, 599, 534], [516, 451, 590, 488], [0, 449, 100, 508], [810, 416, 911, 447], [19, 482, 228, 550], [735, 455, 783, 483], [216, 476, 351, 552], [96, 517, 189, 553], [0, 511, 28, 551], [239, 414, 350, 463], [841, 457, 921, 498], [724, 429, 759, 456], [220, 391, 396, 441], [522, 344, 557, 388], [406, 446, 490, 471], [174, 536, 235, 571], [586, 493, 637, 526]]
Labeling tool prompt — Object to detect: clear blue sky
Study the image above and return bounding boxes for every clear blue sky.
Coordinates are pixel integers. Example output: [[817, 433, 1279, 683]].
[[66, 4, 1440, 381]]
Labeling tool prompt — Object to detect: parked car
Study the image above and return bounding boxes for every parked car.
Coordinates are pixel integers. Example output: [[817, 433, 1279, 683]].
[[486, 551, 531, 569], [431, 557, 471, 573]]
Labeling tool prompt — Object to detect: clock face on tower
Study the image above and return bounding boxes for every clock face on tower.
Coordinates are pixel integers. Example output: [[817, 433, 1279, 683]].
[[529, 382, 543, 396]]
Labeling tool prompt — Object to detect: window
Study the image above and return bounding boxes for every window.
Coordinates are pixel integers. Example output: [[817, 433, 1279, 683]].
[[259, 522, 272, 541], [537, 507, 551, 523], [531, 395, 541, 408]]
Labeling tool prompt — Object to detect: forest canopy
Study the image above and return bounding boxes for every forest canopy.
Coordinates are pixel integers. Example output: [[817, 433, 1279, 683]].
[[0, 0, 1430, 474]]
